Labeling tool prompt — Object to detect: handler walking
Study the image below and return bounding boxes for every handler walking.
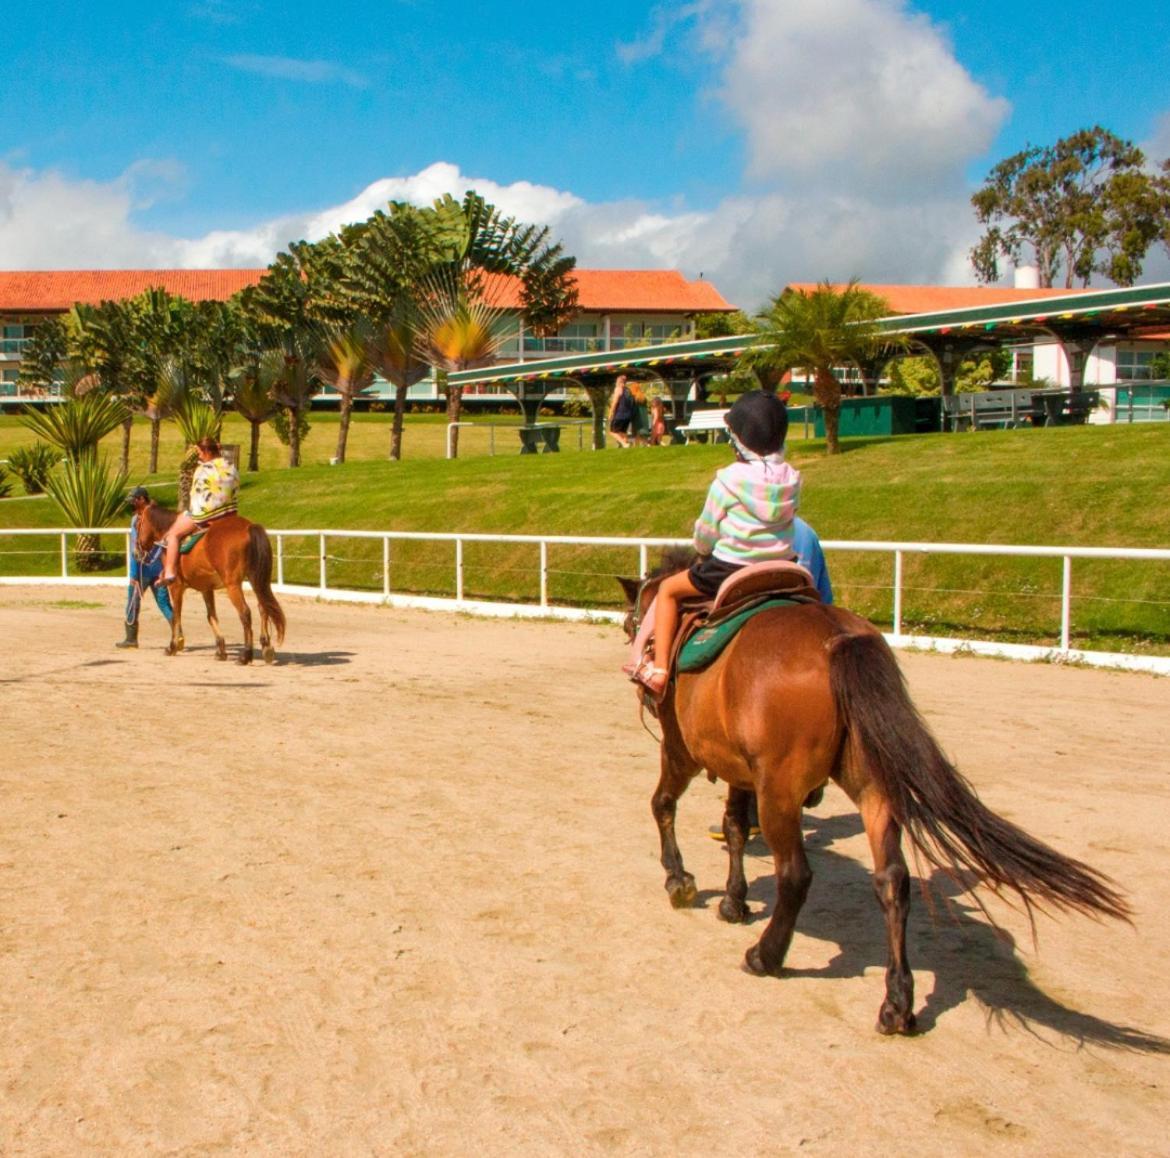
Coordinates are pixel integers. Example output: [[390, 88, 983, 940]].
[[117, 486, 173, 648]]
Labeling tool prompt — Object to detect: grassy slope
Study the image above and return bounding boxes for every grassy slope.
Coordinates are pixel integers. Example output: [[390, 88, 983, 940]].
[[2, 414, 1168, 650]]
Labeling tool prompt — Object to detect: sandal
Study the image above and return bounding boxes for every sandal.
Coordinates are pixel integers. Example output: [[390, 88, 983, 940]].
[[158, 574, 177, 587], [635, 660, 669, 696]]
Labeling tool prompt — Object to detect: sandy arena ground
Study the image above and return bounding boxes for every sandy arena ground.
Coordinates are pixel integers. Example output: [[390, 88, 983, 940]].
[[0, 584, 1167, 1156]]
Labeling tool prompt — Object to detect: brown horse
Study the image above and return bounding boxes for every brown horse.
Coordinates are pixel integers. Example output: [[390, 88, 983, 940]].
[[619, 557, 1129, 1035], [137, 503, 286, 664]]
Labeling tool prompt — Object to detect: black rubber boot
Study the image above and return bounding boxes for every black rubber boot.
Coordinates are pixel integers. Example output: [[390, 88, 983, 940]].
[[115, 621, 139, 649]]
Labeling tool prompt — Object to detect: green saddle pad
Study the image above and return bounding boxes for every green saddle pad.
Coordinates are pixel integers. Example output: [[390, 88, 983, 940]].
[[677, 597, 796, 673], [179, 531, 206, 556]]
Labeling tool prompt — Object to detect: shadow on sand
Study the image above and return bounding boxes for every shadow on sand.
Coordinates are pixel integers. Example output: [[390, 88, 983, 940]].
[[696, 810, 1168, 1053]]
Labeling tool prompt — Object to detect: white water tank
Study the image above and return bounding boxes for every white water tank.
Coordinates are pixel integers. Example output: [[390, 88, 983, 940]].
[[1014, 265, 1040, 290]]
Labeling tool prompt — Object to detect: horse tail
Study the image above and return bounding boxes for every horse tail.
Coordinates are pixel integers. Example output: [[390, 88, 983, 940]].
[[828, 631, 1129, 926], [246, 524, 286, 644]]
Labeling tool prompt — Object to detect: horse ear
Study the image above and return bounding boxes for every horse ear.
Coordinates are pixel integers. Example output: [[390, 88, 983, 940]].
[[616, 576, 641, 606]]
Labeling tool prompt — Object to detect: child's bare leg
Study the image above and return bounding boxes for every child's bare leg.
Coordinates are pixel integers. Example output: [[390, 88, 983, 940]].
[[644, 570, 702, 692]]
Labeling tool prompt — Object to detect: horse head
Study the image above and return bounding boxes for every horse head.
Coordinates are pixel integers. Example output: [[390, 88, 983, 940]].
[[616, 547, 694, 642]]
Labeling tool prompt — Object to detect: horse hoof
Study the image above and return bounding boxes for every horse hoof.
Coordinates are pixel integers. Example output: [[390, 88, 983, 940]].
[[742, 943, 781, 977], [876, 1005, 917, 1036], [215, 651, 228, 662], [718, 897, 750, 924], [237, 652, 253, 665], [667, 877, 697, 908], [262, 648, 275, 664]]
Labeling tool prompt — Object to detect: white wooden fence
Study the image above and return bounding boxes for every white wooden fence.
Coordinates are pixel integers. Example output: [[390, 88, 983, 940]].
[[1, 527, 1168, 675]]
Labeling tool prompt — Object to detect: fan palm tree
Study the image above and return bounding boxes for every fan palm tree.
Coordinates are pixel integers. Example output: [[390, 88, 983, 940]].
[[413, 192, 578, 458], [230, 362, 278, 472], [315, 323, 376, 464], [747, 280, 902, 455]]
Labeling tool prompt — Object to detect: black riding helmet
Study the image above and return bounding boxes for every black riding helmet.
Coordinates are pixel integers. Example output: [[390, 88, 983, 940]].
[[128, 486, 150, 502], [725, 390, 789, 455]]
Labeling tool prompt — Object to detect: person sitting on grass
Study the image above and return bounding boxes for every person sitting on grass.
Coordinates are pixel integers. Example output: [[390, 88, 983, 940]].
[[632, 390, 801, 697], [159, 437, 240, 586]]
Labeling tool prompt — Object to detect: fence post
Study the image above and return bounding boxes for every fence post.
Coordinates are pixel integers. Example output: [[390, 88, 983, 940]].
[[639, 543, 648, 579], [1060, 555, 1072, 653], [893, 549, 904, 638], [383, 536, 391, 597], [276, 534, 284, 587], [456, 537, 464, 601], [60, 532, 68, 579], [540, 540, 548, 607], [446, 424, 456, 460], [319, 533, 327, 592]]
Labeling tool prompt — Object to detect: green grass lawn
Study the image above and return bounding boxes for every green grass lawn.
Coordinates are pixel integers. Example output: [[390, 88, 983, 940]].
[[2, 412, 1168, 654]]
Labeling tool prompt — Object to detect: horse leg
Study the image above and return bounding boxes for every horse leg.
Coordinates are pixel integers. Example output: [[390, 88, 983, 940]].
[[718, 785, 754, 923], [859, 792, 916, 1035], [258, 604, 275, 664], [166, 585, 186, 655], [744, 799, 811, 977], [203, 590, 228, 661], [651, 740, 699, 908], [225, 583, 253, 665]]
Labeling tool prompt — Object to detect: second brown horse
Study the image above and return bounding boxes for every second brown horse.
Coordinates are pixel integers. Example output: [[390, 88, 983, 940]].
[[138, 504, 286, 664]]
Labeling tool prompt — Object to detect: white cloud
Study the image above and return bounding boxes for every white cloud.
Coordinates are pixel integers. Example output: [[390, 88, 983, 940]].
[[703, 0, 1010, 193], [0, 157, 992, 311]]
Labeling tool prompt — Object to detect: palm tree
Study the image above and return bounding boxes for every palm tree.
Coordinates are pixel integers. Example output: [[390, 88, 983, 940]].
[[412, 191, 578, 458], [343, 203, 441, 461], [19, 393, 127, 463], [42, 454, 129, 572], [260, 344, 319, 468], [69, 301, 140, 472], [315, 323, 376, 464], [230, 362, 278, 472], [747, 280, 903, 455]]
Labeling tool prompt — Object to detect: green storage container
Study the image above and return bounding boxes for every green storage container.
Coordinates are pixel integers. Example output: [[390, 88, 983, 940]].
[[811, 395, 921, 438]]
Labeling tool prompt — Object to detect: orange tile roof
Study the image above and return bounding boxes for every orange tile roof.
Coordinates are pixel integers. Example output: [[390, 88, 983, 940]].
[[784, 282, 1092, 316], [0, 268, 736, 315], [0, 269, 268, 311]]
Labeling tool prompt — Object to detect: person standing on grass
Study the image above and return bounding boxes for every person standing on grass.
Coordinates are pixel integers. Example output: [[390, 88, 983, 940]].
[[607, 375, 635, 448]]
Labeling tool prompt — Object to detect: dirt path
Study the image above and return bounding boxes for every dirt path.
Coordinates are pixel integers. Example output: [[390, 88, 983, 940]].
[[1, 586, 1167, 1156]]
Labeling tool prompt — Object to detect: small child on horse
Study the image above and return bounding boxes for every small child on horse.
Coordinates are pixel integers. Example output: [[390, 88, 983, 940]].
[[632, 390, 801, 696]]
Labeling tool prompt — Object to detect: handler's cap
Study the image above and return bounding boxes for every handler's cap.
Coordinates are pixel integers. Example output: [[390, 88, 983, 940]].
[[725, 390, 789, 455], [128, 486, 150, 502]]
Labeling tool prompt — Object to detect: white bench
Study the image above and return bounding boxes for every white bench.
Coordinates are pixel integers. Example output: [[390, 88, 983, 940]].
[[676, 408, 730, 444]]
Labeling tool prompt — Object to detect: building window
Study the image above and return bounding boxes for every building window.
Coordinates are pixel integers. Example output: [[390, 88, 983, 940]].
[[1, 324, 28, 355], [1115, 348, 1161, 381]]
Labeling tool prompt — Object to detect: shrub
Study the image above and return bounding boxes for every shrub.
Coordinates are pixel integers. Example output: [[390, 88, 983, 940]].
[[0, 465, 12, 499], [6, 442, 59, 494]]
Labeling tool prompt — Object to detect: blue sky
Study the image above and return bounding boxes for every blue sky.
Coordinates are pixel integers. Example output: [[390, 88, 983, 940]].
[[3, 0, 1168, 308]]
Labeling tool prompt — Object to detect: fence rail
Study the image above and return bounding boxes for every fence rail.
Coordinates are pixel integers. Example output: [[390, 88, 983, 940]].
[[1, 527, 1168, 675]]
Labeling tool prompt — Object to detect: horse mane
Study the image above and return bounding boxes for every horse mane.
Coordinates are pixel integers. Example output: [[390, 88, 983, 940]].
[[142, 502, 178, 534], [648, 547, 695, 580]]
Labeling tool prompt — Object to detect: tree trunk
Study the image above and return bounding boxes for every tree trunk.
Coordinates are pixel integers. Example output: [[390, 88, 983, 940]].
[[288, 406, 301, 468], [149, 416, 162, 474], [120, 417, 132, 475], [249, 420, 261, 472], [446, 379, 463, 459], [815, 368, 843, 455], [390, 384, 408, 461], [585, 385, 609, 450], [335, 395, 353, 464]]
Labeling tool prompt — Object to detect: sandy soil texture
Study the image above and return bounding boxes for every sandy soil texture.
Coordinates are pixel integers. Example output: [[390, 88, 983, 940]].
[[1, 585, 1167, 1156]]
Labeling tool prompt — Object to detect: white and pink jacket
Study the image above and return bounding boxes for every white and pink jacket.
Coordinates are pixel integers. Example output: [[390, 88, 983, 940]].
[[691, 454, 801, 564]]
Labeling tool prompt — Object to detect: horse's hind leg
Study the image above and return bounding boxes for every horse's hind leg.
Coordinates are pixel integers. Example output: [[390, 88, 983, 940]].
[[258, 606, 275, 664], [224, 583, 253, 665], [652, 740, 700, 908], [744, 799, 810, 977], [718, 786, 754, 924], [859, 792, 915, 1035], [203, 590, 228, 661]]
